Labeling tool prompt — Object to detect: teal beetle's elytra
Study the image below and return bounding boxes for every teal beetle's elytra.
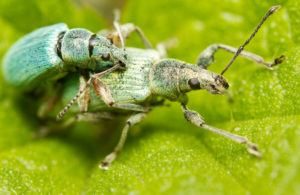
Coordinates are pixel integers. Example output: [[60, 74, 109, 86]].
[[2, 23, 128, 90], [53, 6, 284, 170]]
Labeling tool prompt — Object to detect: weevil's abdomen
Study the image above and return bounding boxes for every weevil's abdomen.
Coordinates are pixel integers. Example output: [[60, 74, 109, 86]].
[[3, 23, 68, 89]]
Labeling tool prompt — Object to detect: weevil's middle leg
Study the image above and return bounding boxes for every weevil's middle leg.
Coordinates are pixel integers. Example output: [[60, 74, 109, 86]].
[[99, 10, 152, 49], [181, 104, 262, 157], [100, 113, 147, 170], [197, 43, 284, 69], [104, 23, 153, 49]]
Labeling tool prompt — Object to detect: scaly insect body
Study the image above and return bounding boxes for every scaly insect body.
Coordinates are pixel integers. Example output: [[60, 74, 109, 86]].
[[3, 6, 284, 170], [2, 23, 128, 90], [62, 40, 283, 170]]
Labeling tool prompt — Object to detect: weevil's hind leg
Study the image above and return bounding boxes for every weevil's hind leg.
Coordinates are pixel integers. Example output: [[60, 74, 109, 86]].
[[181, 104, 262, 157], [197, 43, 284, 69], [35, 116, 76, 138], [36, 112, 115, 138], [37, 84, 63, 118], [100, 113, 147, 170]]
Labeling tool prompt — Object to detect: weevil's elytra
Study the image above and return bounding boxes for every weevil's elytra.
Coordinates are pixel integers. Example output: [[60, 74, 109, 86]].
[[3, 6, 283, 170]]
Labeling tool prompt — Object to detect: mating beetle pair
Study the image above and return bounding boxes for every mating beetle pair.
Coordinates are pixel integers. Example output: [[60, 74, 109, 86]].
[[2, 6, 284, 169]]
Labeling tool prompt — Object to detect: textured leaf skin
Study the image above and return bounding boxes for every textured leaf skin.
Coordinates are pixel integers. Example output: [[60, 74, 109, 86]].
[[0, 0, 300, 194]]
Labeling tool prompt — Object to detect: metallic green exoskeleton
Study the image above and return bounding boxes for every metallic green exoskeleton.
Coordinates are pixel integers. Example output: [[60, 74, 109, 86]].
[[61, 41, 282, 169], [2, 23, 128, 90], [4, 6, 284, 170], [58, 4, 284, 169]]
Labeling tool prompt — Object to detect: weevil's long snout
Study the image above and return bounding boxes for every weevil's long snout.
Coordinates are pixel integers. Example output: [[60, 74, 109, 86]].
[[211, 75, 229, 94], [187, 69, 229, 94]]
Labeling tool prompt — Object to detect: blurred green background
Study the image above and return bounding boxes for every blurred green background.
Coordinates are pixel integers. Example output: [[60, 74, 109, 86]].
[[0, 0, 299, 194]]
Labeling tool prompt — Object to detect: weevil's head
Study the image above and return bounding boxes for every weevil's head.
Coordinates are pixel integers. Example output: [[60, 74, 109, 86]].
[[149, 59, 229, 101], [89, 35, 128, 71]]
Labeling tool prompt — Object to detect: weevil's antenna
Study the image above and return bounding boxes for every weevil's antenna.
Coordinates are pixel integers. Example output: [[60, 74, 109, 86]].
[[220, 5, 281, 75], [56, 80, 91, 121], [113, 9, 125, 48]]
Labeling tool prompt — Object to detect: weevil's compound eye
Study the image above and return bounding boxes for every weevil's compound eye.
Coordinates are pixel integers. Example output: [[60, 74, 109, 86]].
[[101, 53, 111, 61], [188, 78, 201, 89]]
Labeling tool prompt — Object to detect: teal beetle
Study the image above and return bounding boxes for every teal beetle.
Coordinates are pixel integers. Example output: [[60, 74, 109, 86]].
[[2, 23, 128, 90]]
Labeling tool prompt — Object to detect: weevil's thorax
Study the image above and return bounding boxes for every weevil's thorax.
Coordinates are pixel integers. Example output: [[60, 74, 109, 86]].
[[97, 48, 161, 105], [149, 59, 196, 101]]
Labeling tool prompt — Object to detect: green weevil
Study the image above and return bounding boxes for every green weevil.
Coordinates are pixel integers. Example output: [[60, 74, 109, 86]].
[[55, 6, 284, 169], [2, 21, 152, 93]]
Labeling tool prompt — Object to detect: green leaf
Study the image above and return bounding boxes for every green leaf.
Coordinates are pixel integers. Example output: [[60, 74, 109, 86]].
[[0, 0, 299, 194]]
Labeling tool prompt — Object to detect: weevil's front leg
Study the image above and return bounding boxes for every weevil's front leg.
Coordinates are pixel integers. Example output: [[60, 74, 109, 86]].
[[197, 43, 284, 69], [181, 104, 262, 157], [100, 113, 147, 170]]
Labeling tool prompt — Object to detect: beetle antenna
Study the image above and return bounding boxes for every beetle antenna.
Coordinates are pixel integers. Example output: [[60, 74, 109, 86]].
[[113, 9, 125, 48], [56, 79, 91, 121], [220, 5, 281, 75]]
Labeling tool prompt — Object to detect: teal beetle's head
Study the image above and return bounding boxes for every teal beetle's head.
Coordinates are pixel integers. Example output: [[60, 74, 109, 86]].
[[89, 35, 128, 71], [149, 59, 229, 101]]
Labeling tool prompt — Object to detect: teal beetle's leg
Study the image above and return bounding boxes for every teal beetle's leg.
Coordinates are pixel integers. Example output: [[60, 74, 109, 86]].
[[37, 84, 63, 118], [76, 112, 115, 121], [77, 75, 90, 112], [118, 23, 153, 49], [100, 23, 153, 49], [100, 112, 147, 170], [57, 64, 124, 120], [99, 10, 152, 49], [111, 103, 149, 112], [196, 44, 283, 69], [181, 104, 262, 157], [36, 112, 116, 138]]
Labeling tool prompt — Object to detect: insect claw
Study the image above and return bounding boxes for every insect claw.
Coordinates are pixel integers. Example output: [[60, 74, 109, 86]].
[[246, 142, 262, 158], [99, 152, 117, 170], [270, 55, 285, 67], [99, 161, 110, 171]]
